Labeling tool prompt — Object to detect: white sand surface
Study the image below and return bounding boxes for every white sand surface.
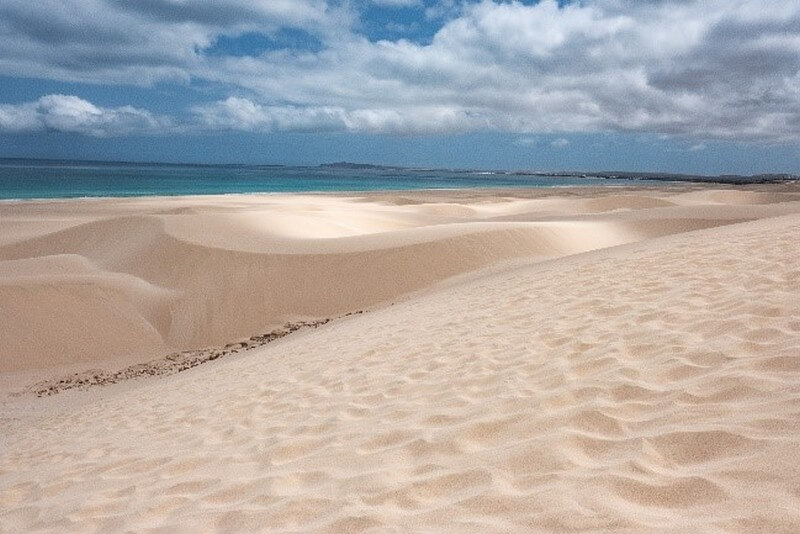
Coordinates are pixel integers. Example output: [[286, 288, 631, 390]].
[[1, 184, 800, 531]]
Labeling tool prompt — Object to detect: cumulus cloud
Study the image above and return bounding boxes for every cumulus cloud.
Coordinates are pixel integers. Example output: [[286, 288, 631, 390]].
[[371, 0, 420, 7], [424, 0, 460, 21], [0, 95, 169, 136], [193, 97, 481, 134], [193, 97, 347, 132], [0, 0, 339, 84], [1, 0, 799, 142], [194, 0, 800, 142]]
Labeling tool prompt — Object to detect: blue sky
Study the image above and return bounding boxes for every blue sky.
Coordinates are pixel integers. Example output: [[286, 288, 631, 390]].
[[1, 0, 799, 174]]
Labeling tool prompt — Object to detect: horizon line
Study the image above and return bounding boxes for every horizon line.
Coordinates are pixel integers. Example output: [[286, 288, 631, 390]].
[[1, 156, 798, 180]]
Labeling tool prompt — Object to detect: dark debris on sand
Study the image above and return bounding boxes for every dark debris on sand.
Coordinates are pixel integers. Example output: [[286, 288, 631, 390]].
[[31, 311, 364, 397]]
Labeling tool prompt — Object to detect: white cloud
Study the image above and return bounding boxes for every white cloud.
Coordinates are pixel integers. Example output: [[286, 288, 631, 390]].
[[372, 0, 420, 7], [0, 0, 340, 85], [193, 0, 800, 141], [193, 97, 347, 132], [193, 97, 481, 134], [551, 138, 570, 148], [1, 0, 800, 142], [0, 103, 40, 133], [513, 136, 538, 147], [0, 95, 169, 136], [425, 0, 460, 21]]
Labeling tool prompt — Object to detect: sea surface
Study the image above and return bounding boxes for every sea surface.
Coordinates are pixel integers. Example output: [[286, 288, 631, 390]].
[[0, 158, 641, 200]]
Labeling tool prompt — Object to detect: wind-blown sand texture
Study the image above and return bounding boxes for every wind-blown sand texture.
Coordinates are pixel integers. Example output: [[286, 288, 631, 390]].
[[2, 184, 800, 532]]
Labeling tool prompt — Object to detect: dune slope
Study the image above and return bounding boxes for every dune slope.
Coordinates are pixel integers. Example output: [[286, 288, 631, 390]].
[[2, 188, 797, 373], [1, 205, 799, 532]]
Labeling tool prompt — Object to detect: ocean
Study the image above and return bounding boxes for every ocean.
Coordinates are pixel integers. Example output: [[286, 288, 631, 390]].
[[0, 158, 640, 200]]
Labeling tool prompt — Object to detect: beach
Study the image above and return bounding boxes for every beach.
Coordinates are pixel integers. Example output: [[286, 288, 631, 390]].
[[2, 183, 800, 532]]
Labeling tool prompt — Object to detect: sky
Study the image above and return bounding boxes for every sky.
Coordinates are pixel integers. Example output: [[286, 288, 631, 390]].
[[1, 0, 799, 174]]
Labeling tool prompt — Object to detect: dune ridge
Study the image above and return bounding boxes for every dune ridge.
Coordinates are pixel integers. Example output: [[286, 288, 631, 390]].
[[2, 187, 798, 375], [2, 185, 800, 532]]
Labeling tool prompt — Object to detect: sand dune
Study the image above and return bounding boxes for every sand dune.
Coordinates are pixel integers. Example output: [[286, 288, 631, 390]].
[[0, 215, 641, 371], [2, 187, 798, 374], [2, 185, 800, 531]]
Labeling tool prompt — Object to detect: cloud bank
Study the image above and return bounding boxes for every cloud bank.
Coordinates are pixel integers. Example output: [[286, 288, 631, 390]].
[[0, 95, 168, 136], [1, 0, 799, 141]]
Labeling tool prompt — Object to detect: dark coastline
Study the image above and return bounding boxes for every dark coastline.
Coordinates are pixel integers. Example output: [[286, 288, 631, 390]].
[[509, 170, 799, 185], [2, 157, 798, 186]]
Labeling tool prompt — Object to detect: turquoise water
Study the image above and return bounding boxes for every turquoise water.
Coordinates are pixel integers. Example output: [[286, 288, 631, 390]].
[[0, 159, 640, 200]]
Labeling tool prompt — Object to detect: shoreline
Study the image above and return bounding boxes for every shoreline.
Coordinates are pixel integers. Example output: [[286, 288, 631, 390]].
[[0, 180, 793, 206], [0, 181, 672, 204]]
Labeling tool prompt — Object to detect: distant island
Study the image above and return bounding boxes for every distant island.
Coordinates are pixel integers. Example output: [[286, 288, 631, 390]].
[[509, 170, 799, 185], [319, 161, 406, 171], [0, 158, 796, 186], [319, 161, 799, 185]]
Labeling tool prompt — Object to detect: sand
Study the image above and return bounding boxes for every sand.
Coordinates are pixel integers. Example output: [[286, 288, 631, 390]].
[[1, 184, 800, 532]]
